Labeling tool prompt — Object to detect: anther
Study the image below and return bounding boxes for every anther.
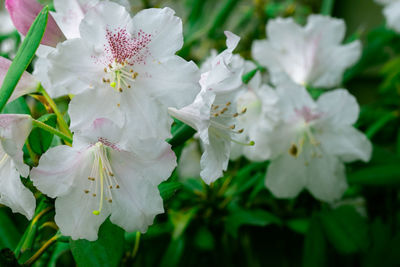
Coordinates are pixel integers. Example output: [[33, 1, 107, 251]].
[[289, 144, 298, 157], [104, 68, 107, 73], [213, 105, 219, 110], [116, 185, 120, 189], [92, 193, 97, 197], [230, 125, 235, 129], [119, 88, 123, 92], [238, 129, 244, 133], [117, 103, 120, 107], [233, 113, 239, 117], [108, 199, 113, 203], [241, 108, 247, 114], [84, 190, 89, 194], [226, 102, 231, 106], [102, 78, 107, 83]]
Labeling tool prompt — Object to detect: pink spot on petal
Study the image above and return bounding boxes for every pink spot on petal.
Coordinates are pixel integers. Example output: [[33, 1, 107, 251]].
[[100, 27, 151, 65], [295, 106, 321, 123]]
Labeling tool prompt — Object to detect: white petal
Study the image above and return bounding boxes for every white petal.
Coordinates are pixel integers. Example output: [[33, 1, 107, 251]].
[[47, 38, 101, 96], [109, 144, 176, 232], [52, 0, 88, 39], [178, 140, 202, 179], [275, 82, 316, 121], [0, 155, 35, 219], [55, 182, 110, 241], [317, 89, 359, 125], [305, 153, 348, 202], [79, 1, 131, 47], [200, 131, 231, 184], [129, 7, 183, 58], [318, 126, 372, 163], [68, 87, 124, 132], [383, 2, 400, 33], [134, 55, 200, 109], [30, 145, 92, 198], [0, 114, 32, 176], [266, 152, 307, 198]]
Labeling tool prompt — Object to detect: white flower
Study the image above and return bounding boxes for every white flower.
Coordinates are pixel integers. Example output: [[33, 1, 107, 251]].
[[177, 140, 201, 180], [264, 82, 372, 202], [31, 118, 176, 241], [252, 15, 361, 88], [0, 114, 36, 219], [169, 31, 249, 184], [230, 61, 280, 161], [43, 2, 199, 140], [375, 0, 400, 33]]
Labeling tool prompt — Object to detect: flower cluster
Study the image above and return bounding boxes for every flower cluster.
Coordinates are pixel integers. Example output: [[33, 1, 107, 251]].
[[1, 0, 372, 242]]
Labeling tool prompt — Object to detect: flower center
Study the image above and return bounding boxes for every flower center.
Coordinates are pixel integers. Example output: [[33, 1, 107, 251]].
[[209, 101, 254, 146], [102, 60, 138, 93], [288, 123, 322, 164], [84, 142, 120, 215]]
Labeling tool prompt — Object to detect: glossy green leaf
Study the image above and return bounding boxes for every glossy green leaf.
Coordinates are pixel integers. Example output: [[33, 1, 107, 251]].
[[0, 7, 48, 112], [348, 164, 400, 186], [70, 219, 125, 267], [28, 113, 57, 154], [302, 215, 326, 267], [226, 204, 281, 237], [319, 206, 368, 254], [0, 210, 21, 250], [159, 181, 182, 201]]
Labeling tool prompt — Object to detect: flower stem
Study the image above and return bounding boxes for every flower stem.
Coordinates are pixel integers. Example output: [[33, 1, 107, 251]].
[[38, 85, 72, 139], [23, 234, 61, 266], [32, 119, 73, 145], [131, 232, 141, 259]]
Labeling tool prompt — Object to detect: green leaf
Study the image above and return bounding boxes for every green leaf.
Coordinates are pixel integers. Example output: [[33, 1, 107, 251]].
[[2, 97, 31, 115], [319, 206, 369, 254], [0, 210, 21, 250], [159, 237, 185, 267], [348, 164, 400, 186], [159, 181, 182, 201], [70, 219, 125, 267], [302, 215, 326, 267], [168, 122, 196, 148], [208, 0, 241, 37], [365, 111, 398, 139], [46, 242, 70, 267], [320, 0, 335, 15], [225, 204, 281, 237], [28, 113, 57, 154], [194, 227, 215, 251], [286, 218, 310, 235], [0, 7, 48, 112]]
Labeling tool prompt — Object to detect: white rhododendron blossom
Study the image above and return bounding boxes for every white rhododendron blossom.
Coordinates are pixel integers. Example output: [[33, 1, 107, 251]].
[[252, 15, 361, 88], [44, 2, 199, 139], [169, 31, 250, 184], [265, 82, 372, 202], [230, 61, 280, 161], [31, 118, 176, 241], [375, 0, 400, 33], [0, 114, 35, 219], [177, 140, 202, 180]]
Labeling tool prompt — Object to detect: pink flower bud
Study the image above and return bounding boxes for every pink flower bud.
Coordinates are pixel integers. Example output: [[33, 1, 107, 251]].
[[0, 56, 39, 102], [5, 0, 66, 47]]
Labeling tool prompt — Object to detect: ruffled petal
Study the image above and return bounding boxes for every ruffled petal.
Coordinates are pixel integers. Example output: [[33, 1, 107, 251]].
[[200, 131, 231, 184], [129, 7, 183, 58], [318, 126, 372, 163], [0, 154, 35, 219], [134, 55, 200, 109], [109, 142, 176, 232], [317, 89, 359, 125], [30, 145, 91, 198], [46, 38, 101, 97]]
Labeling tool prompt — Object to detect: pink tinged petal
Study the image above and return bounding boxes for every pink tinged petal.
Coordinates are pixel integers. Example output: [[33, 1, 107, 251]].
[[265, 152, 308, 198], [5, 0, 66, 47], [0, 57, 39, 103], [0, 114, 32, 176], [200, 133, 231, 184], [0, 155, 35, 219], [317, 89, 360, 125], [305, 153, 348, 202], [129, 7, 183, 58], [109, 145, 176, 232], [30, 145, 91, 198]]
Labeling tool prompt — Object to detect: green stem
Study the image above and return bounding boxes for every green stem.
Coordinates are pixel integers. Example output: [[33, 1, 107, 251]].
[[38, 85, 72, 139], [32, 119, 73, 144], [131, 232, 141, 259], [23, 234, 60, 266]]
